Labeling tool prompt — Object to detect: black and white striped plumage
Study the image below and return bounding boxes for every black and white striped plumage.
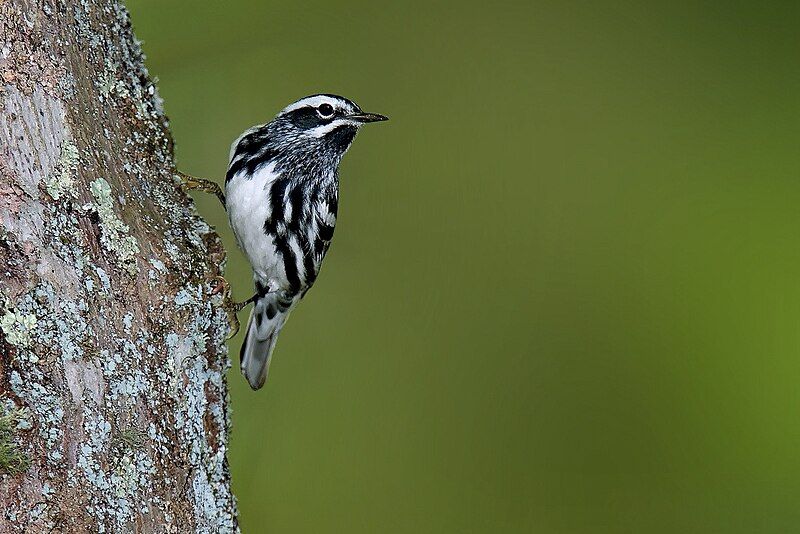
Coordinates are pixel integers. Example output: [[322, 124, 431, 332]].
[[225, 94, 387, 390]]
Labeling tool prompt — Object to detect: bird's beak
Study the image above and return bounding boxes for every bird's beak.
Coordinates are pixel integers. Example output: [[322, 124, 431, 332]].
[[348, 112, 389, 123]]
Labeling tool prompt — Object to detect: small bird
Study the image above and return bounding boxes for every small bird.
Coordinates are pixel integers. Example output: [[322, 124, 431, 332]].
[[216, 94, 387, 390]]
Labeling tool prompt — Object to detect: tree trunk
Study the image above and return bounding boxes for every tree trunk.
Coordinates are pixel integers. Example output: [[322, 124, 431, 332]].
[[0, 1, 238, 531]]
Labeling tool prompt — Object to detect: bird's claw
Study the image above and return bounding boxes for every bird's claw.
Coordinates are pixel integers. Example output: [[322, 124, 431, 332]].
[[224, 309, 241, 340], [209, 276, 241, 339], [209, 275, 231, 298]]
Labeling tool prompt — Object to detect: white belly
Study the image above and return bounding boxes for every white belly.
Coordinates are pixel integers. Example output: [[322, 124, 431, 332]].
[[225, 163, 283, 284]]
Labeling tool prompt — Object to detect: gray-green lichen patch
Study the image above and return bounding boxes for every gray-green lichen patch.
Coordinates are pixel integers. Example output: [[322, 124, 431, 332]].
[[0, 307, 37, 348], [44, 142, 80, 201], [86, 178, 140, 275], [0, 400, 31, 475], [163, 284, 235, 530], [4, 273, 235, 530], [97, 59, 131, 102]]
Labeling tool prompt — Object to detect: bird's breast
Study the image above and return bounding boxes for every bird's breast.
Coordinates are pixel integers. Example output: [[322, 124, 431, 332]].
[[226, 163, 283, 281]]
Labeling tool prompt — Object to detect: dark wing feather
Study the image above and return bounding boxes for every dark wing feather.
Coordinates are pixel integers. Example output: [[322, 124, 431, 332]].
[[299, 191, 338, 293]]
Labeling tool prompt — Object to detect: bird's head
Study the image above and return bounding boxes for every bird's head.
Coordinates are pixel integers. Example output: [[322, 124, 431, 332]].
[[271, 94, 387, 157], [227, 94, 386, 181]]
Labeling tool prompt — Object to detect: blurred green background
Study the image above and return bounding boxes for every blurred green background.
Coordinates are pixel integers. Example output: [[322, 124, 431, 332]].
[[127, 1, 800, 532]]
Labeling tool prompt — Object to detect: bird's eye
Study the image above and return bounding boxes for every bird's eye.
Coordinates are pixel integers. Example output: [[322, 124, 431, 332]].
[[317, 103, 335, 118]]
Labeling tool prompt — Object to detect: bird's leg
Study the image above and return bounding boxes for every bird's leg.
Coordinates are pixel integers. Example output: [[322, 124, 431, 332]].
[[177, 171, 226, 208], [209, 276, 260, 339], [210, 277, 260, 310], [233, 292, 260, 312]]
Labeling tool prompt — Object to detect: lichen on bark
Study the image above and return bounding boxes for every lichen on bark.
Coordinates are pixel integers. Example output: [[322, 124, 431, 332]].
[[0, 1, 238, 532]]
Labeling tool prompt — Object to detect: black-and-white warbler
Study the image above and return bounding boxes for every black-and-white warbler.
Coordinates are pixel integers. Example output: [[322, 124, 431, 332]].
[[183, 94, 387, 390]]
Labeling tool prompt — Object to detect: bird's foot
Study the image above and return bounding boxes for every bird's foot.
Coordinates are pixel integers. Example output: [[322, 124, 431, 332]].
[[209, 276, 260, 339], [209, 275, 232, 298], [177, 171, 227, 208], [209, 276, 242, 339]]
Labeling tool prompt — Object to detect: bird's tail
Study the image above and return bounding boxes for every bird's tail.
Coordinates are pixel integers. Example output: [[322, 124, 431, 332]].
[[240, 291, 292, 390]]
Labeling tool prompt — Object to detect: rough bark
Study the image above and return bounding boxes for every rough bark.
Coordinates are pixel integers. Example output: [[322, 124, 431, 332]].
[[0, 0, 238, 531]]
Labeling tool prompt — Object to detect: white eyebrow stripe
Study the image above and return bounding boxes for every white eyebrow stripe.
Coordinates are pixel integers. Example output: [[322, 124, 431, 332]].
[[306, 118, 359, 138], [282, 95, 343, 113]]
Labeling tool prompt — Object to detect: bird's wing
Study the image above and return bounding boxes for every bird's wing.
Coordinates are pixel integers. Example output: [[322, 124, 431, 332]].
[[313, 193, 338, 262], [295, 192, 338, 294]]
